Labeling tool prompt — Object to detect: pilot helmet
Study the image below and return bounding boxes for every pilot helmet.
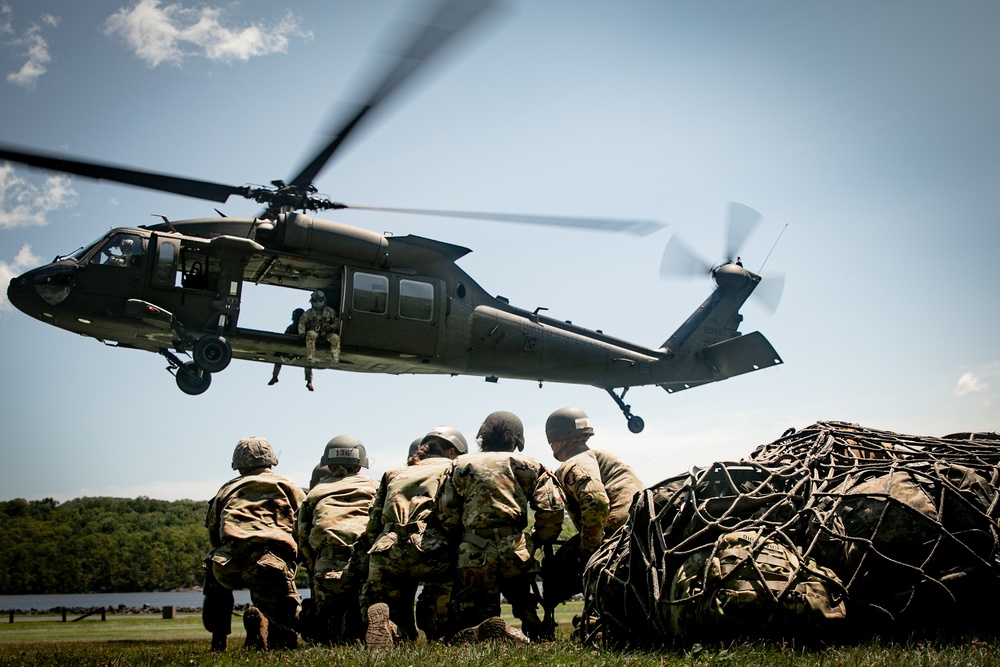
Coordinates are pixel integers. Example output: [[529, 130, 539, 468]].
[[545, 407, 595, 444], [422, 425, 469, 455], [120, 238, 137, 255], [232, 436, 278, 470], [321, 435, 369, 468]]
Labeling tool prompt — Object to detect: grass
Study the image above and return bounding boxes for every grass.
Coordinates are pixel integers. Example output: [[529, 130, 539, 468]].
[[2, 603, 999, 667]]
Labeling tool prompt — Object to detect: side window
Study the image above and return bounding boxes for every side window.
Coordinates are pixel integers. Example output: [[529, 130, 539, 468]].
[[154, 239, 179, 286], [399, 279, 434, 321], [353, 272, 388, 314], [180, 244, 213, 290], [90, 232, 145, 268]]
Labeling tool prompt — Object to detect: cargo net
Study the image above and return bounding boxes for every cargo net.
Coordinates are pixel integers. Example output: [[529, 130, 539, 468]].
[[580, 421, 1000, 648]]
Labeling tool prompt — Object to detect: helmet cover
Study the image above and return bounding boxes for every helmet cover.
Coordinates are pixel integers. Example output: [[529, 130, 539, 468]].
[[232, 436, 278, 470]]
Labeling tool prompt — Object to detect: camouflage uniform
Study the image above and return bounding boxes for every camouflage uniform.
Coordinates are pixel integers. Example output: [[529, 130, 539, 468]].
[[437, 451, 565, 635], [553, 449, 643, 556], [203, 468, 306, 647], [296, 471, 378, 644], [299, 305, 341, 365], [365, 456, 456, 640]]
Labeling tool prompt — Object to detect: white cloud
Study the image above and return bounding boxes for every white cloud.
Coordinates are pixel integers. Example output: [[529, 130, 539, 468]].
[[0, 5, 13, 35], [5, 12, 58, 88], [104, 0, 310, 68], [0, 243, 41, 311], [955, 368, 995, 398], [955, 371, 987, 397], [0, 162, 77, 228]]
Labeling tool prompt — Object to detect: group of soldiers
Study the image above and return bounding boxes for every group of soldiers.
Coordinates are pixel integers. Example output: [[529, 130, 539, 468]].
[[201, 407, 643, 651]]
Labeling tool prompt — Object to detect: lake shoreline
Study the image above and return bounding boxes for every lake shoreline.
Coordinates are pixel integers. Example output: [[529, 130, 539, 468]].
[[0, 589, 310, 613]]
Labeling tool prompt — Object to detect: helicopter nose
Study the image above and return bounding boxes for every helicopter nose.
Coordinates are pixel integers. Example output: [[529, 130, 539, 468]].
[[7, 263, 75, 316], [6, 271, 33, 315]]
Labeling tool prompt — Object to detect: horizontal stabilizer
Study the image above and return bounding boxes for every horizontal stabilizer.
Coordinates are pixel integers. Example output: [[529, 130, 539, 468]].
[[703, 331, 782, 378], [659, 331, 781, 394]]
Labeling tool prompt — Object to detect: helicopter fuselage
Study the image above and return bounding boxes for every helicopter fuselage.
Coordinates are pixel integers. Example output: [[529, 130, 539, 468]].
[[7, 213, 782, 432]]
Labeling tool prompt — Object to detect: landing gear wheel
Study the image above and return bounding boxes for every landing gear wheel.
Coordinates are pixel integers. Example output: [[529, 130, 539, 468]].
[[627, 415, 645, 434], [193, 334, 232, 373], [176, 361, 212, 395]]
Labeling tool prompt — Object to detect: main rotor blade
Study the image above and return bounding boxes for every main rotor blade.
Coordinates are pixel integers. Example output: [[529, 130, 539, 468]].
[[288, 0, 498, 188], [660, 234, 713, 278], [344, 205, 665, 236], [724, 202, 763, 263], [0, 143, 243, 204]]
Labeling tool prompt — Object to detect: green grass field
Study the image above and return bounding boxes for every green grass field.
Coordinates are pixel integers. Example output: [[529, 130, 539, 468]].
[[2, 603, 998, 667]]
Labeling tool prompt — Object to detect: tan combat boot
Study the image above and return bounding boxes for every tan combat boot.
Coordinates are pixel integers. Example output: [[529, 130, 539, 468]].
[[242, 607, 268, 650], [365, 603, 395, 648]]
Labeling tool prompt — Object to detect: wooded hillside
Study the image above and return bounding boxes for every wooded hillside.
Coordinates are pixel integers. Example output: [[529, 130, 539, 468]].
[[0, 497, 210, 594], [0, 496, 577, 595]]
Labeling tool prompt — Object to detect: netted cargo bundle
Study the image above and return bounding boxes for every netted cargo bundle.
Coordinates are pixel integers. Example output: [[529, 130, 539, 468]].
[[581, 421, 1000, 647]]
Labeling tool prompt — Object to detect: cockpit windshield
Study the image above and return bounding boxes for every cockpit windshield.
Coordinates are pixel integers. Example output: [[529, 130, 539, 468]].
[[88, 232, 146, 268]]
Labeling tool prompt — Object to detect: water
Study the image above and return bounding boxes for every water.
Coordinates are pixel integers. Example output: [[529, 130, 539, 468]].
[[0, 589, 310, 612]]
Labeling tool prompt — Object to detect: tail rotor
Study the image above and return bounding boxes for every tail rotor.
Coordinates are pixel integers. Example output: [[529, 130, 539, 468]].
[[659, 202, 784, 313]]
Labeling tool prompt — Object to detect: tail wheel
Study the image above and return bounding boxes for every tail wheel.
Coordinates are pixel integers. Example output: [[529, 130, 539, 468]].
[[176, 361, 212, 395], [193, 334, 232, 373], [627, 415, 645, 434]]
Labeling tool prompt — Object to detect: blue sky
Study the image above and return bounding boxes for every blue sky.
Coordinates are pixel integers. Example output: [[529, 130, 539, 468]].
[[1, 0, 998, 502]]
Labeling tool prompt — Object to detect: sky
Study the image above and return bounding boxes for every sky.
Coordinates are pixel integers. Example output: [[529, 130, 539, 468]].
[[1, 0, 998, 503]]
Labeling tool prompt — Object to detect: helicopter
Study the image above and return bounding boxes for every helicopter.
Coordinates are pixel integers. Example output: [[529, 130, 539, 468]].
[[1, 0, 782, 434]]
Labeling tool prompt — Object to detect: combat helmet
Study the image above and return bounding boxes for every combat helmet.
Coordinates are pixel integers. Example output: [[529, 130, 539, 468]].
[[545, 407, 594, 443], [422, 425, 469, 454], [478, 410, 525, 451], [232, 436, 278, 470], [407, 437, 423, 459], [322, 435, 369, 468], [309, 289, 326, 305]]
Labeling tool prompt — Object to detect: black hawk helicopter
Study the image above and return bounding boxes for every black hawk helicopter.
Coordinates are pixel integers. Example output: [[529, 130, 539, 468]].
[[2, 0, 782, 434]]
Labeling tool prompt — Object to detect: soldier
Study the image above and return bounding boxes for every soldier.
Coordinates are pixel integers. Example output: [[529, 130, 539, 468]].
[[364, 426, 468, 646], [543, 407, 643, 611], [102, 235, 141, 267], [269, 308, 314, 390], [406, 436, 453, 642], [545, 407, 643, 558], [203, 437, 306, 652], [299, 289, 341, 368], [296, 436, 378, 644], [437, 411, 565, 642]]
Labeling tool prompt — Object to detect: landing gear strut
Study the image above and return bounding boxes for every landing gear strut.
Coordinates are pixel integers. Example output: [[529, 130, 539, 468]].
[[605, 387, 644, 434]]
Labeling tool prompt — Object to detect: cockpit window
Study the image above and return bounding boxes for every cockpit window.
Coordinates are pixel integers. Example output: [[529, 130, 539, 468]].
[[90, 232, 145, 268]]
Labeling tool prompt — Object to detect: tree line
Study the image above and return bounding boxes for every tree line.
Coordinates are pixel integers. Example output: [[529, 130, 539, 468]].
[[0, 497, 211, 594], [0, 496, 574, 595]]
